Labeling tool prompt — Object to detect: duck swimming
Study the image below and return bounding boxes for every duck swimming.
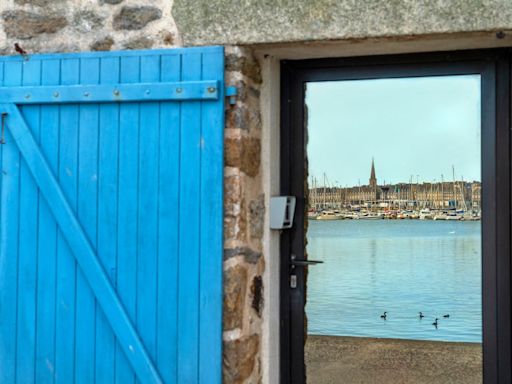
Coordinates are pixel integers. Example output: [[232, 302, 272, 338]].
[[419, 312, 425, 319], [443, 314, 450, 318], [432, 318, 439, 328], [380, 312, 387, 320]]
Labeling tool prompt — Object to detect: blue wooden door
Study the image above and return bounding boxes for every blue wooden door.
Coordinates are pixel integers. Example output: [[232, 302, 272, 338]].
[[0, 47, 224, 384]]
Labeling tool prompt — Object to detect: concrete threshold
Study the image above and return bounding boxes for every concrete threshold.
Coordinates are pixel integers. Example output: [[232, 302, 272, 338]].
[[305, 335, 482, 384]]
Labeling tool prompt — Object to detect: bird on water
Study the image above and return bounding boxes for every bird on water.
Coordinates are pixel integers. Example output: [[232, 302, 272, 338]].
[[380, 312, 387, 320], [419, 312, 425, 319], [443, 314, 450, 318], [432, 318, 439, 328]]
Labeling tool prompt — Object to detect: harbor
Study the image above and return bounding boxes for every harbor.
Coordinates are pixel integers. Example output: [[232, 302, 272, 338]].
[[309, 160, 481, 221], [306, 220, 482, 343], [310, 208, 481, 221]]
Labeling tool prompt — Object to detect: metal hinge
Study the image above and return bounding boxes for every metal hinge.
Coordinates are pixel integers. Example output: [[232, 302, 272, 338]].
[[225, 86, 237, 105]]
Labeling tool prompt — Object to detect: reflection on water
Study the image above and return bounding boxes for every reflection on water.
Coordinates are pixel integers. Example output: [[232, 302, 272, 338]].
[[306, 220, 481, 342]]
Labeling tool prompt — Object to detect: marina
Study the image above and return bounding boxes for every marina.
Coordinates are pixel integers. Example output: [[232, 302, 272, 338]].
[[309, 161, 481, 221], [310, 208, 480, 221]]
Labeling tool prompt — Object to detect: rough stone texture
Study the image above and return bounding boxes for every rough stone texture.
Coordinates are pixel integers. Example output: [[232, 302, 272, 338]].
[[73, 9, 104, 33], [223, 174, 241, 209], [113, 6, 162, 31], [0, 0, 178, 54], [240, 138, 261, 178], [2, 10, 67, 39], [224, 246, 262, 264], [226, 54, 262, 84], [90, 36, 114, 51], [159, 30, 174, 45], [223, 335, 260, 384], [224, 265, 248, 330], [225, 137, 261, 177], [174, 0, 512, 45], [249, 195, 264, 239], [224, 213, 247, 242], [223, 46, 264, 384], [14, 0, 66, 6], [123, 36, 154, 50]]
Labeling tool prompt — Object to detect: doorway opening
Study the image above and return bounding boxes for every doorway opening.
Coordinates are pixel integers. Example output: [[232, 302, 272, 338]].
[[280, 50, 511, 384], [306, 75, 482, 383]]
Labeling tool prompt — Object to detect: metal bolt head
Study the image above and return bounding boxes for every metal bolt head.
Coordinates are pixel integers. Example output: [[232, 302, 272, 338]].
[[53, 91, 59, 97], [113, 89, 120, 96], [176, 88, 183, 94], [24, 94, 31, 99], [207, 87, 216, 93], [84, 91, 90, 97], [145, 89, 150, 95]]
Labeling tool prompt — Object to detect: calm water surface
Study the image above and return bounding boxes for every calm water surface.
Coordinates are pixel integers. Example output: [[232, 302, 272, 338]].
[[306, 220, 482, 342]]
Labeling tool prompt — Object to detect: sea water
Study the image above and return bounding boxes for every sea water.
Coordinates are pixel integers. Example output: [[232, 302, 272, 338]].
[[306, 220, 482, 342]]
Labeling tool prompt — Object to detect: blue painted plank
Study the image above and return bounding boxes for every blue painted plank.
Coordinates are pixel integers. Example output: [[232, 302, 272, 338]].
[[0, 47, 226, 384], [0, 80, 220, 104], [137, 55, 160, 365], [75, 57, 100, 384], [95, 56, 120, 384], [54, 58, 79, 384], [156, 54, 181, 384], [177, 51, 202, 383], [1, 103, 163, 384], [116, 55, 141, 384], [0, 60, 3, 380], [199, 50, 224, 384], [0, 61, 22, 384], [35, 59, 61, 384], [16, 59, 42, 383]]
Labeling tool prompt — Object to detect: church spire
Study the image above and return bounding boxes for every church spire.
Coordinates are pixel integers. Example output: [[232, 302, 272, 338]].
[[369, 157, 377, 187]]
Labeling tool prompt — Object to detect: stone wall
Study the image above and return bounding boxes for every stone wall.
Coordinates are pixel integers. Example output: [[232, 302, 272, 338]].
[[0, 2, 265, 383], [223, 46, 264, 384], [0, 0, 179, 55]]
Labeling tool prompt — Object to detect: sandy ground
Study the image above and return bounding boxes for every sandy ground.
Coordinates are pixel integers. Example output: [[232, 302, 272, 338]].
[[305, 335, 482, 384]]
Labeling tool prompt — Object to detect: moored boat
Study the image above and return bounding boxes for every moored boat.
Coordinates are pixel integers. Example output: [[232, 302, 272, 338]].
[[419, 208, 434, 220], [317, 210, 342, 220]]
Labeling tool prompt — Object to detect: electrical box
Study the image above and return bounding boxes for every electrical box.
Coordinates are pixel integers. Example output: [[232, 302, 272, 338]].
[[270, 196, 296, 229]]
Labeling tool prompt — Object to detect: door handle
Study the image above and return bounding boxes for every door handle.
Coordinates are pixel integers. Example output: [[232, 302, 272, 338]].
[[289, 255, 323, 288], [290, 254, 323, 267], [291, 259, 324, 266]]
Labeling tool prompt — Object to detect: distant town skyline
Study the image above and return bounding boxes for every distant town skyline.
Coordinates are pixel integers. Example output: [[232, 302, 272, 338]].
[[306, 75, 481, 187]]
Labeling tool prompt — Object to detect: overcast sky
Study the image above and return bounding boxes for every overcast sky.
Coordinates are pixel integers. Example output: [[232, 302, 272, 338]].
[[306, 75, 481, 187]]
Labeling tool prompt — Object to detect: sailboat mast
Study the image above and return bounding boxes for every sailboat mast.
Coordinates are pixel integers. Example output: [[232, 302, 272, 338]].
[[441, 174, 444, 209], [323, 173, 326, 209], [460, 176, 467, 211], [452, 165, 457, 209]]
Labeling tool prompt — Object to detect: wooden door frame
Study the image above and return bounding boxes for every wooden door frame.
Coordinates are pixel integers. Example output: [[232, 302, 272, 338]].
[[280, 49, 511, 384]]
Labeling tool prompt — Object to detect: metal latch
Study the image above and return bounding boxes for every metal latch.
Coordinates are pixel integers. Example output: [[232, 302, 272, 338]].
[[225, 86, 237, 105]]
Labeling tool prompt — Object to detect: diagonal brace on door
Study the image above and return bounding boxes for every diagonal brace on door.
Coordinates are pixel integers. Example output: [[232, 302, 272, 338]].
[[0, 103, 163, 384]]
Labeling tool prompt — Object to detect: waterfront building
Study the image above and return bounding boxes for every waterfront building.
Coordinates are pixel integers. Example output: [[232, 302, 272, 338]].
[[310, 159, 481, 211]]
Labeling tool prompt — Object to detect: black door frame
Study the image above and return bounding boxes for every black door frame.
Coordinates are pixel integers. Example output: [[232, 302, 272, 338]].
[[280, 49, 511, 384]]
